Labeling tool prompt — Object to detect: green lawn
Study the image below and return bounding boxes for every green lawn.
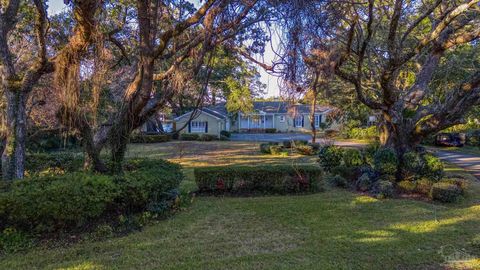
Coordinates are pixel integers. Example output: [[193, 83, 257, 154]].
[[1, 141, 479, 269]]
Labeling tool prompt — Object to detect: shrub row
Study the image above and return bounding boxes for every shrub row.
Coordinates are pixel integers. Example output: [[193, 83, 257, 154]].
[[179, 133, 221, 141], [342, 126, 378, 140], [0, 159, 183, 234], [194, 165, 324, 194], [130, 134, 171, 143], [260, 141, 318, 156]]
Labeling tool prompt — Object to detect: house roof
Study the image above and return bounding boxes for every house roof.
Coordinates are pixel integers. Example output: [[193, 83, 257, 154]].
[[175, 101, 333, 120]]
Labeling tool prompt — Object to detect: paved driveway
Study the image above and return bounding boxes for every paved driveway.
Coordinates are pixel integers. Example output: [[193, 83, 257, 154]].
[[432, 150, 480, 179]]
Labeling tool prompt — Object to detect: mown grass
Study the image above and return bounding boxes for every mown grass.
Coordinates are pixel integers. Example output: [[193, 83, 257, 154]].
[[1, 141, 479, 269]]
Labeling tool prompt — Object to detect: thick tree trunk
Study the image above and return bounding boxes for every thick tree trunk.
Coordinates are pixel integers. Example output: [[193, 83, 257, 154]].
[[82, 131, 107, 173], [1, 90, 27, 180]]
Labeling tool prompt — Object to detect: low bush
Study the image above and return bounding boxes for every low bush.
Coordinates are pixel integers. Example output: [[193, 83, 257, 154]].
[[327, 175, 348, 188], [402, 151, 424, 180], [0, 159, 183, 235], [265, 128, 277, 133], [430, 182, 463, 203], [318, 145, 344, 172], [295, 145, 316, 155], [220, 130, 231, 138], [344, 126, 378, 140], [269, 145, 284, 155], [194, 165, 324, 194], [423, 153, 444, 181], [199, 134, 218, 141], [27, 129, 79, 152], [130, 134, 171, 143], [397, 180, 417, 194], [356, 173, 374, 192], [441, 178, 467, 192], [0, 228, 33, 254], [343, 148, 363, 167], [25, 152, 84, 175], [330, 165, 361, 182], [259, 142, 278, 154], [374, 148, 398, 175], [373, 180, 395, 198], [180, 133, 200, 141], [415, 178, 434, 195], [219, 135, 230, 141]]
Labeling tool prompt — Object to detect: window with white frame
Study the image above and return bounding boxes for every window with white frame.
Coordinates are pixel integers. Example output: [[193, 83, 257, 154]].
[[294, 115, 303, 127], [278, 115, 285, 122], [191, 121, 206, 133]]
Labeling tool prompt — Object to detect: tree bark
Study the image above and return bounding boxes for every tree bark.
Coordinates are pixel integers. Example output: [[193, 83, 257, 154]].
[[310, 94, 317, 143], [1, 89, 27, 180]]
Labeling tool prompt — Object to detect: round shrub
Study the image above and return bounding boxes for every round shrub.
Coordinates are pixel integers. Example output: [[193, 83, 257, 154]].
[[356, 173, 374, 192], [308, 142, 321, 151], [374, 148, 398, 175], [327, 174, 348, 188], [343, 148, 363, 167], [180, 133, 199, 141], [282, 140, 293, 148], [422, 153, 444, 181], [260, 143, 271, 154], [199, 134, 218, 141], [430, 182, 463, 203], [318, 145, 344, 172], [362, 142, 380, 166], [373, 180, 395, 198]]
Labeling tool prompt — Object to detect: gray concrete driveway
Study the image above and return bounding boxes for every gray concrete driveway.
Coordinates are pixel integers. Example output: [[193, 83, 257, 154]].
[[431, 149, 480, 179]]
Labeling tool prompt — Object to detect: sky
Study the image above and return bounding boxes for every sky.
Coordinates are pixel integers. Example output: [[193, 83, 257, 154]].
[[47, 0, 280, 97]]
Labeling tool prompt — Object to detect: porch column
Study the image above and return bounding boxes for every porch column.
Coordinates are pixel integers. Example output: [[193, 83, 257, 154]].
[[247, 116, 250, 129], [263, 115, 266, 129]]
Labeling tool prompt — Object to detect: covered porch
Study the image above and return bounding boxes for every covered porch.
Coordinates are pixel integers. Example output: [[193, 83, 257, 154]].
[[238, 113, 275, 131]]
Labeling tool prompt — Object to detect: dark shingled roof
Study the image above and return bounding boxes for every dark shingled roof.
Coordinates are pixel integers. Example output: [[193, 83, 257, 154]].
[[202, 101, 332, 117]]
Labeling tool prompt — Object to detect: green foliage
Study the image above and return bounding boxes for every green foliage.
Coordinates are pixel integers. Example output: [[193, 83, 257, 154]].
[[295, 145, 315, 155], [318, 145, 344, 172], [293, 140, 308, 146], [362, 142, 380, 166], [342, 148, 363, 167], [220, 130, 231, 138], [199, 134, 218, 141], [265, 128, 277, 133], [180, 134, 200, 141], [327, 175, 348, 188], [330, 165, 360, 182], [225, 77, 254, 114], [25, 152, 84, 175], [282, 140, 292, 148], [0, 227, 33, 254], [430, 182, 463, 203], [397, 181, 417, 194], [194, 165, 324, 194], [373, 180, 395, 198], [356, 173, 374, 192], [130, 134, 171, 143], [416, 178, 434, 195], [0, 159, 183, 235], [344, 126, 378, 140], [373, 148, 398, 175], [402, 151, 424, 179], [260, 143, 271, 154], [27, 129, 79, 152], [422, 154, 444, 181], [269, 145, 284, 155]]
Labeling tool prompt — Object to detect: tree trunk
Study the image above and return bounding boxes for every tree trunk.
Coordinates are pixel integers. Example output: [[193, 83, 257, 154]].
[[82, 132, 107, 173], [310, 94, 317, 143], [1, 90, 27, 180]]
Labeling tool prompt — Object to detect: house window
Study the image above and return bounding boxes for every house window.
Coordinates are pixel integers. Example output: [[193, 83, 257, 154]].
[[191, 121, 206, 133], [314, 115, 322, 127], [278, 115, 285, 122], [294, 115, 303, 127]]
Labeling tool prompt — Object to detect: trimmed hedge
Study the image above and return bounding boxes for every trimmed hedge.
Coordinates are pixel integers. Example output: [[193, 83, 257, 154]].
[[295, 145, 316, 155], [220, 130, 231, 138], [180, 134, 200, 141], [25, 152, 84, 175], [265, 128, 277, 133], [0, 159, 183, 234], [130, 134, 171, 143], [199, 134, 218, 141], [194, 165, 324, 194], [430, 182, 463, 203], [318, 145, 344, 172]]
